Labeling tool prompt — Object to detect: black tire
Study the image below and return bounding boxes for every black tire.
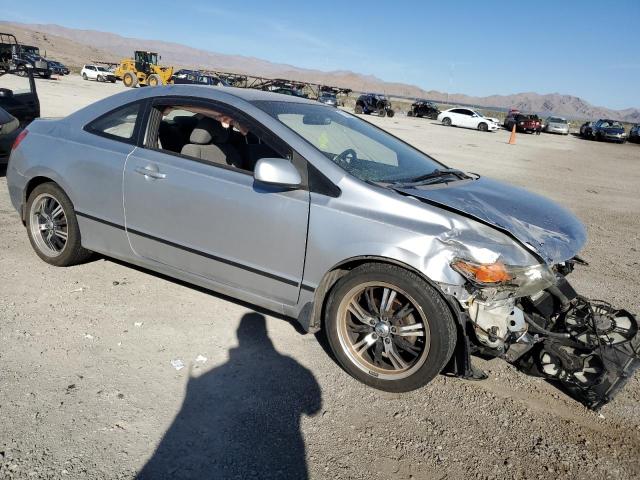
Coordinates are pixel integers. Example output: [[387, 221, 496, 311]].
[[387, 110, 395, 118], [407, 110, 414, 117], [97, 75, 104, 83], [354, 104, 363, 114], [442, 117, 452, 126], [110, 78, 116, 83], [324, 263, 457, 392], [25, 183, 92, 267], [147, 74, 162, 86], [478, 122, 488, 132], [378, 109, 386, 118], [82, 72, 88, 80], [123, 71, 138, 88]]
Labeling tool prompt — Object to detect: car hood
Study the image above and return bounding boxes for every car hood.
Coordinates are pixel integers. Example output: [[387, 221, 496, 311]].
[[395, 177, 586, 264]]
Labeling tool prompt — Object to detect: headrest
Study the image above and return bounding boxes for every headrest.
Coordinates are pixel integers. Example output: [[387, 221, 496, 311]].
[[189, 117, 230, 145]]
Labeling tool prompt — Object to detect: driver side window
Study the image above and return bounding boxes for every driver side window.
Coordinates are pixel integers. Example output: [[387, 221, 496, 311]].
[[145, 102, 290, 173]]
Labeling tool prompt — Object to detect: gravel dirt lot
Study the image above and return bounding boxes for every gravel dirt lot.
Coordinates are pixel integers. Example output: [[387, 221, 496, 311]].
[[1, 75, 639, 479]]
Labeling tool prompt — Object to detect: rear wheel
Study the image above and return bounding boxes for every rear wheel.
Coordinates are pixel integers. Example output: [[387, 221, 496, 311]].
[[407, 110, 414, 117], [442, 117, 452, 126], [26, 183, 92, 267], [82, 72, 88, 80], [478, 122, 488, 132], [123, 71, 138, 88], [387, 110, 395, 118], [378, 109, 386, 117], [97, 74, 104, 82], [147, 74, 162, 86], [354, 104, 363, 114], [325, 264, 457, 392]]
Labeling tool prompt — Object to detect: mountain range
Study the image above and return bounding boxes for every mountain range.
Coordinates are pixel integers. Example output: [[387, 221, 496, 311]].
[[1, 21, 637, 122]]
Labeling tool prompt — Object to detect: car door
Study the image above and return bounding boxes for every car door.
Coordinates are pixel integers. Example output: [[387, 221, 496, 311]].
[[458, 109, 476, 128], [122, 97, 310, 305]]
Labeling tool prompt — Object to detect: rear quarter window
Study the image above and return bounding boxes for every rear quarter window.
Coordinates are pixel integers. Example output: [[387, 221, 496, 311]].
[[85, 102, 142, 144]]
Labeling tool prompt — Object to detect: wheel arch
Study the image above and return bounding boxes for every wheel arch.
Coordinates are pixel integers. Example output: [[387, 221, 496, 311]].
[[302, 255, 469, 377], [306, 255, 454, 332], [22, 175, 74, 223]]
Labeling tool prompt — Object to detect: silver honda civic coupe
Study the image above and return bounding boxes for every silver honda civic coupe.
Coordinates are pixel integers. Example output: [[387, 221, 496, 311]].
[[6, 85, 638, 408]]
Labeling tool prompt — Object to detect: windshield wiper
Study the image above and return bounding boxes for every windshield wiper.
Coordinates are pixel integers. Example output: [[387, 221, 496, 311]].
[[388, 168, 471, 188]]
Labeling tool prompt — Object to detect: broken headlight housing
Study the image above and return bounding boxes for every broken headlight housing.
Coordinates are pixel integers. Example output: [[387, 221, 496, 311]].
[[451, 258, 556, 298]]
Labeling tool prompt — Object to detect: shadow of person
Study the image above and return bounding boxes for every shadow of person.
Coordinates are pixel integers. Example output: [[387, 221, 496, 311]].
[[138, 312, 322, 480]]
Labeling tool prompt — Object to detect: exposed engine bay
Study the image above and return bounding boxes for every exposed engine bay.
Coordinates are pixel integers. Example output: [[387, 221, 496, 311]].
[[455, 258, 639, 410]]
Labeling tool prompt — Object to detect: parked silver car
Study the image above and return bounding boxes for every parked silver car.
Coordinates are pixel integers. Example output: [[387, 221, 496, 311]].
[[6, 85, 638, 408], [544, 116, 570, 135]]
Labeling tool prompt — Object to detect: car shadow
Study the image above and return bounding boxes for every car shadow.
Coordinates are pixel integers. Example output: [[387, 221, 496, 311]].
[[137, 312, 322, 480]]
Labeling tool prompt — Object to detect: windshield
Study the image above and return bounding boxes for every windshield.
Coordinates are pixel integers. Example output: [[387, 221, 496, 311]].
[[254, 101, 444, 182], [22, 46, 39, 55], [548, 117, 567, 124], [96, 66, 108, 72]]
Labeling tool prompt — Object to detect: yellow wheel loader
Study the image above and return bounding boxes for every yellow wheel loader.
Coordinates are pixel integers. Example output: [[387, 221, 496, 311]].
[[114, 51, 173, 88]]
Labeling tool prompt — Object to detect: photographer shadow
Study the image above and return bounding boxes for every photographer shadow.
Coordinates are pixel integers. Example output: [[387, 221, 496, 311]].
[[138, 312, 322, 480]]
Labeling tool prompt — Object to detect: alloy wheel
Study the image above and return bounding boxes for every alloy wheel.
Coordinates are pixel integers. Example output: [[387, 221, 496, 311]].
[[336, 282, 431, 380], [29, 193, 68, 257]]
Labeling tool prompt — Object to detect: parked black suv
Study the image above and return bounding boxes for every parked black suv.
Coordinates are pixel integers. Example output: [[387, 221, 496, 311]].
[[355, 93, 395, 117], [407, 100, 440, 119], [629, 124, 640, 143]]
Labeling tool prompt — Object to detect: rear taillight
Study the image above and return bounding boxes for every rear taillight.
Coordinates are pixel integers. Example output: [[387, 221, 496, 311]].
[[12, 129, 28, 151]]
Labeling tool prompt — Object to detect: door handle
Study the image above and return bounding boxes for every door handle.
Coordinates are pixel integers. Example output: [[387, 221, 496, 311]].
[[135, 166, 166, 180]]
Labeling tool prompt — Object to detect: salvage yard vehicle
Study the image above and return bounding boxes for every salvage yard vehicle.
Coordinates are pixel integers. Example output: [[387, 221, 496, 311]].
[[317, 92, 338, 107], [47, 60, 70, 76], [590, 119, 627, 143], [0, 70, 40, 126], [580, 121, 594, 138], [355, 93, 395, 117], [6, 85, 639, 409], [0, 106, 20, 163], [114, 51, 173, 87], [437, 107, 499, 132], [81, 65, 117, 83], [172, 70, 228, 87], [504, 112, 541, 133], [544, 116, 570, 135], [407, 100, 440, 119], [0, 33, 51, 79]]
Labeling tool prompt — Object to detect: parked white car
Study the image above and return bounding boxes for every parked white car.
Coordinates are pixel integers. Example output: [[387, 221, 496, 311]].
[[437, 108, 499, 132], [81, 65, 116, 83]]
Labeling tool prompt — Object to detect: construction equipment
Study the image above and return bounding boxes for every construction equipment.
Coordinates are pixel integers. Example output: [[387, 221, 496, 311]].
[[114, 51, 173, 88]]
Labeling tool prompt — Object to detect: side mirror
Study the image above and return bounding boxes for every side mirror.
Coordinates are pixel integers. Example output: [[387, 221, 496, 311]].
[[0, 88, 14, 98], [254, 158, 302, 189]]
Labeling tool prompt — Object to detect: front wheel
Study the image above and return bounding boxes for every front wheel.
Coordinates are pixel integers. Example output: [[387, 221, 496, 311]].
[[26, 183, 92, 267], [324, 264, 457, 392], [478, 122, 488, 132], [442, 117, 452, 126], [147, 74, 162, 86], [387, 110, 395, 118], [354, 104, 363, 114]]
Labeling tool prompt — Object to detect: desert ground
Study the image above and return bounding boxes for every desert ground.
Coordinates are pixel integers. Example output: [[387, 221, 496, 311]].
[[1, 74, 639, 479]]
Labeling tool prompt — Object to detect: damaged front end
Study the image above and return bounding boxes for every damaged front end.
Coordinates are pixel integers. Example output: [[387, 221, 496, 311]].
[[453, 257, 639, 410]]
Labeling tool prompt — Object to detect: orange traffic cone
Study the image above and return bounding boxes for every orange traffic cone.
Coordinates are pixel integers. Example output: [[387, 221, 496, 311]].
[[508, 124, 516, 145]]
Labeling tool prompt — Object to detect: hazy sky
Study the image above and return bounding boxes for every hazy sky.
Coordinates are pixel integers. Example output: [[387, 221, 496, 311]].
[[2, 0, 638, 109]]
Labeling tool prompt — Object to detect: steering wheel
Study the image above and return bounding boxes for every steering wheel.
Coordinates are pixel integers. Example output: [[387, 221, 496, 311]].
[[333, 148, 358, 169]]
